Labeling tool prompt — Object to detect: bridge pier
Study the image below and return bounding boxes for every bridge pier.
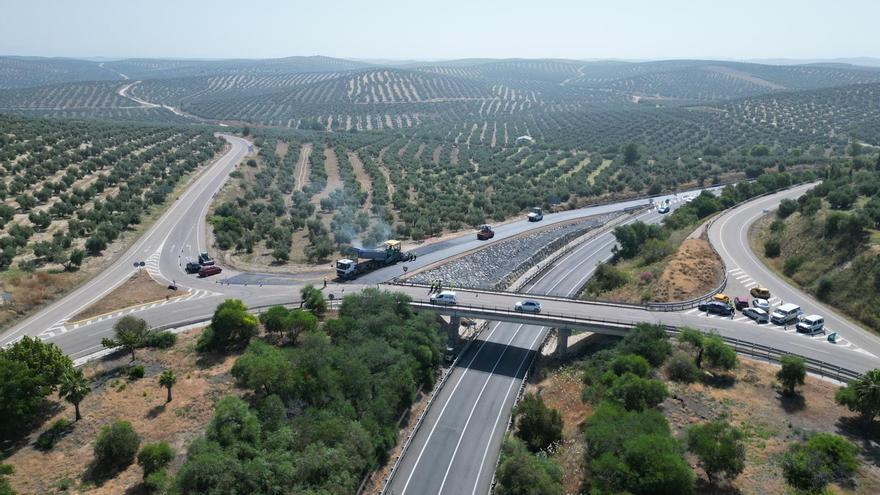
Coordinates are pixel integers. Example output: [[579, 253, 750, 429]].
[[555, 327, 571, 356], [447, 316, 461, 348]]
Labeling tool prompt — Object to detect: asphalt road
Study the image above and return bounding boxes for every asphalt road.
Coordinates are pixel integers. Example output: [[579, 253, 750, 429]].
[[386, 204, 680, 495]]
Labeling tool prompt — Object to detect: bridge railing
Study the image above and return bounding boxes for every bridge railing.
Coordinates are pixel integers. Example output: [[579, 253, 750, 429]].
[[409, 300, 864, 382]]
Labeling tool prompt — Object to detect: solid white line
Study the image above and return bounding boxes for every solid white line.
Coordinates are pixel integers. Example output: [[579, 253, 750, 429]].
[[436, 324, 538, 493], [398, 323, 506, 495], [468, 329, 546, 495]]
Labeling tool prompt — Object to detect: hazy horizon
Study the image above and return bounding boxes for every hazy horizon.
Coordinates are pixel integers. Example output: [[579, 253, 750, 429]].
[[2, 0, 879, 61]]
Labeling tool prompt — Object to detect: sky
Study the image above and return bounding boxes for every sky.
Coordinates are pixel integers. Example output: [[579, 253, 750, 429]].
[[2, 0, 879, 61]]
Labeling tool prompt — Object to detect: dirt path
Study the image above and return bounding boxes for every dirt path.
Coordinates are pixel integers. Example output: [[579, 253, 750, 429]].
[[295, 143, 312, 191], [312, 147, 341, 207], [587, 159, 612, 185], [431, 145, 442, 165], [347, 151, 373, 212]]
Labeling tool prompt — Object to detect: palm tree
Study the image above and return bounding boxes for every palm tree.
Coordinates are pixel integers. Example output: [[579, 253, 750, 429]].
[[58, 369, 91, 421], [159, 370, 177, 403]]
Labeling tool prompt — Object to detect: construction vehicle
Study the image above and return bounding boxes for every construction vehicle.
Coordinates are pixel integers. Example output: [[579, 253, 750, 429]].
[[336, 240, 412, 280], [477, 225, 495, 240]]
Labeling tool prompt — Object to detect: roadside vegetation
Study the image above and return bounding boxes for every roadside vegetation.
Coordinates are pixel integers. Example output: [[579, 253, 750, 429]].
[[499, 325, 880, 494], [753, 151, 880, 329], [583, 171, 808, 303]]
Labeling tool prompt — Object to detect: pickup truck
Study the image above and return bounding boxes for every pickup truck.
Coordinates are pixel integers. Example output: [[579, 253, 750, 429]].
[[527, 207, 543, 222], [198, 252, 215, 266]]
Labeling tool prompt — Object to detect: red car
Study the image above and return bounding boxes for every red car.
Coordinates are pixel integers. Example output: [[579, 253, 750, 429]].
[[198, 265, 222, 278], [734, 296, 749, 311]]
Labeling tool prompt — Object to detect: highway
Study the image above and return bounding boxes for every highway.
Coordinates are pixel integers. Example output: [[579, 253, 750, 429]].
[[2, 133, 879, 495], [385, 206, 671, 495]]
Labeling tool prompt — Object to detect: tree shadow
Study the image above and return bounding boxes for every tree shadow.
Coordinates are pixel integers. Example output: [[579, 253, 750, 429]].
[[777, 391, 806, 413], [701, 372, 736, 389], [835, 416, 880, 465], [146, 404, 166, 419], [82, 459, 134, 487], [0, 400, 64, 455], [195, 351, 228, 369], [696, 478, 742, 495]]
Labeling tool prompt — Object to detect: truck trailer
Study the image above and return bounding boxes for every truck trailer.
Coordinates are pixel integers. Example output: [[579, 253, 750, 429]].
[[336, 240, 412, 280]]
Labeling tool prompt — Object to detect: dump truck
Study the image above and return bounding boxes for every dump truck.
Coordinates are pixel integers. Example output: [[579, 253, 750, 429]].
[[336, 240, 413, 280]]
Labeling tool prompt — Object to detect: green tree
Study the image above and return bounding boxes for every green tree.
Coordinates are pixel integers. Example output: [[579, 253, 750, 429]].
[[231, 340, 294, 397], [665, 352, 700, 383], [159, 370, 177, 403], [764, 238, 781, 257], [138, 441, 175, 478], [0, 358, 43, 440], [495, 437, 563, 495], [610, 353, 651, 378], [259, 306, 289, 338], [94, 420, 141, 470], [101, 315, 150, 361], [703, 336, 737, 371], [607, 372, 668, 411], [513, 393, 563, 452], [678, 328, 708, 368], [0, 335, 73, 392], [286, 309, 318, 343], [623, 142, 640, 166], [58, 368, 90, 421], [835, 368, 880, 423], [591, 430, 695, 495], [198, 299, 258, 352], [0, 464, 15, 495], [617, 323, 671, 367], [300, 284, 327, 317], [687, 420, 745, 483], [64, 248, 85, 271], [782, 433, 858, 494], [777, 355, 806, 395]]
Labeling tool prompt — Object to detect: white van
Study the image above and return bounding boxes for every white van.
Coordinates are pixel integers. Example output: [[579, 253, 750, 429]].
[[771, 303, 803, 325], [796, 315, 824, 335], [430, 290, 458, 306]]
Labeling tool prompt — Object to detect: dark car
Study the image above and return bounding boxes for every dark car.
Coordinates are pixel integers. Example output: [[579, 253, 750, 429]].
[[198, 265, 222, 278], [697, 300, 734, 316], [477, 225, 495, 240], [734, 296, 749, 311], [185, 261, 202, 274], [198, 252, 214, 266]]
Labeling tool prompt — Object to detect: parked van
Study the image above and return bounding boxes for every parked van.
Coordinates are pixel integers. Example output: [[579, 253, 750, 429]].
[[796, 315, 825, 335], [198, 265, 222, 278], [771, 303, 803, 325], [430, 290, 458, 306]]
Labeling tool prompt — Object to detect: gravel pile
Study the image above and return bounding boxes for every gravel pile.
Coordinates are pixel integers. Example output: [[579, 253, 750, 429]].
[[410, 214, 615, 290]]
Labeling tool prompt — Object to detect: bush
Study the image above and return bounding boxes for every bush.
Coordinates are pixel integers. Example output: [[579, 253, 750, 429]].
[[777, 198, 798, 219], [641, 238, 675, 264], [687, 420, 746, 483], [703, 336, 737, 371], [607, 373, 668, 411], [586, 262, 628, 294], [617, 323, 672, 367], [764, 239, 781, 258], [782, 433, 858, 494], [513, 393, 563, 452], [815, 276, 833, 301], [94, 420, 141, 470], [495, 437, 563, 495], [143, 330, 177, 349], [665, 352, 700, 383], [198, 299, 258, 352], [138, 441, 175, 477], [128, 365, 145, 380], [144, 469, 168, 493], [783, 255, 804, 276]]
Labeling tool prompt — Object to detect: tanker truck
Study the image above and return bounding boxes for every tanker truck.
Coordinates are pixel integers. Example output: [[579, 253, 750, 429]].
[[335, 240, 413, 280]]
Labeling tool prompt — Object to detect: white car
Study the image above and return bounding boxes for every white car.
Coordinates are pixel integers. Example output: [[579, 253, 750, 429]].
[[515, 300, 542, 313], [752, 298, 770, 310], [430, 291, 458, 306], [742, 307, 769, 323], [658, 205, 670, 214]]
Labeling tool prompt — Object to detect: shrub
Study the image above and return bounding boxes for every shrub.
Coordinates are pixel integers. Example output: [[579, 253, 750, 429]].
[[764, 239, 781, 258], [617, 323, 672, 367], [513, 393, 563, 452], [641, 238, 674, 264], [94, 420, 141, 469], [782, 433, 858, 494], [777, 198, 798, 219], [128, 365, 145, 380], [687, 420, 746, 483], [815, 276, 833, 301], [783, 255, 804, 276], [144, 469, 168, 493], [495, 437, 563, 495], [143, 330, 177, 349], [665, 352, 700, 383], [607, 373, 668, 411], [198, 299, 258, 352], [138, 441, 175, 477], [586, 262, 628, 294]]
